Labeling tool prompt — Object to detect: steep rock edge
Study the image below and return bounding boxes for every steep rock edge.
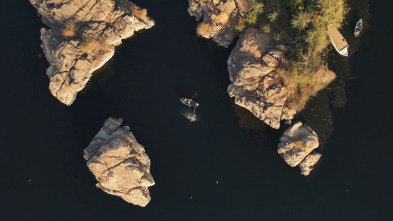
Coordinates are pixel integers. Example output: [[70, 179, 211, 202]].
[[188, 0, 256, 47], [277, 121, 321, 175], [227, 28, 296, 129], [30, 0, 154, 105], [84, 117, 155, 207]]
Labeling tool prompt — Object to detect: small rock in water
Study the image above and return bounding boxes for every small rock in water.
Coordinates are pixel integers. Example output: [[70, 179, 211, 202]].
[[277, 121, 322, 176], [84, 117, 155, 207]]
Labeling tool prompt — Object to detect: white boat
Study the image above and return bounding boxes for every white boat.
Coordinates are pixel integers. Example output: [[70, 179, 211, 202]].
[[328, 24, 349, 56]]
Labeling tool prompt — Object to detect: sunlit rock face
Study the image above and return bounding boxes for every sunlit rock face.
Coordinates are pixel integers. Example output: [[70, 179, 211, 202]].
[[187, 0, 256, 47], [227, 28, 295, 129], [277, 121, 321, 175], [299, 152, 322, 176], [30, 0, 154, 105], [84, 117, 155, 207]]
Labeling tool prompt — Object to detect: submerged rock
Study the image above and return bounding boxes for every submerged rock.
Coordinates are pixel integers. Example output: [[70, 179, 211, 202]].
[[277, 121, 321, 175], [227, 28, 295, 129], [84, 117, 154, 207], [30, 0, 154, 105], [188, 0, 256, 47]]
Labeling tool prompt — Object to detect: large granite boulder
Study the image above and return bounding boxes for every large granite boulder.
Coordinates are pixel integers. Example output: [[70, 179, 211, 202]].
[[30, 0, 155, 105], [278, 121, 321, 175], [227, 28, 295, 129], [188, 0, 256, 47], [84, 117, 155, 207]]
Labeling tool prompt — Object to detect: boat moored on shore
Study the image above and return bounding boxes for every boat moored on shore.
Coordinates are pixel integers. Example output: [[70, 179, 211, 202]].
[[328, 24, 349, 56]]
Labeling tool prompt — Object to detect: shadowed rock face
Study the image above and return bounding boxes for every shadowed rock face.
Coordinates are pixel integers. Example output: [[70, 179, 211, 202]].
[[30, 0, 154, 105], [278, 121, 321, 175], [84, 117, 155, 207], [227, 28, 296, 129], [188, 0, 256, 47]]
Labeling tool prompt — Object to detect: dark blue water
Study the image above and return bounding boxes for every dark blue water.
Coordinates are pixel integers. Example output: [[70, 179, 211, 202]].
[[0, 0, 392, 220]]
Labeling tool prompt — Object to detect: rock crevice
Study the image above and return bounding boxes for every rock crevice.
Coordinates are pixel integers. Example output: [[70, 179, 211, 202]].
[[277, 121, 321, 175], [227, 28, 295, 129], [84, 117, 155, 207]]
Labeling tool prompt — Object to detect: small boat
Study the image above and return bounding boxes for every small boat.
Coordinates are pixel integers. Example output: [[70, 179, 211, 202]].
[[354, 18, 363, 37], [180, 98, 199, 107], [328, 24, 349, 56], [180, 93, 199, 107]]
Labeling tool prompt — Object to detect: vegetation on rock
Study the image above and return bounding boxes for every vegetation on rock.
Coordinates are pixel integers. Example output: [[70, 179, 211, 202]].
[[237, 0, 349, 112], [62, 21, 78, 37]]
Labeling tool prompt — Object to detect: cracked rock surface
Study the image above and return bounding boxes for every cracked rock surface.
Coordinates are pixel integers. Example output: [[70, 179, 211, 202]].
[[84, 117, 155, 207], [227, 28, 295, 129], [278, 121, 321, 175], [30, 0, 154, 105]]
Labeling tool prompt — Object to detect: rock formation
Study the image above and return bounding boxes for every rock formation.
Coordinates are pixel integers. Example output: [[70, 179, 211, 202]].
[[227, 28, 296, 129], [84, 117, 155, 207], [277, 121, 321, 175], [299, 152, 322, 176], [188, 0, 256, 47], [30, 0, 154, 105]]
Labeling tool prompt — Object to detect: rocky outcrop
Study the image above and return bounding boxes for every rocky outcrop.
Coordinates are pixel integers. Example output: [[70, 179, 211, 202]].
[[299, 152, 322, 176], [188, 0, 256, 47], [30, 0, 154, 105], [84, 117, 155, 207], [277, 121, 321, 175], [227, 28, 295, 129]]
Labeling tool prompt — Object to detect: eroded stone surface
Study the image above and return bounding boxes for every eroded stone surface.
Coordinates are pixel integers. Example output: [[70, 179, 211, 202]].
[[30, 0, 154, 105], [84, 117, 154, 207]]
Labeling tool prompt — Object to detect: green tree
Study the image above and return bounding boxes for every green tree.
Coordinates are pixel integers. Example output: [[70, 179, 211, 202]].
[[268, 9, 280, 22], [291, 11, 312, 30], [243, 2, 264, 25], [262, 24, 271, 33]]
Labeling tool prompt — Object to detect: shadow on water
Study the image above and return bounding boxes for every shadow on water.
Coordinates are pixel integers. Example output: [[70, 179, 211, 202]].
[[1, 0, 392, 220]]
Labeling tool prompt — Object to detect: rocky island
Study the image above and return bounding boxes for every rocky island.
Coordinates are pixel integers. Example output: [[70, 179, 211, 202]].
[[84, 117, 155, 207], [30, 0, 154, 105], [277, 121, 321, 175], [189, 0, 349, 175]]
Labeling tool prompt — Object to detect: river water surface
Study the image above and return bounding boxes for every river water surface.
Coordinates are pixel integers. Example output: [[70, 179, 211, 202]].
[[0, 0, 392, 220]]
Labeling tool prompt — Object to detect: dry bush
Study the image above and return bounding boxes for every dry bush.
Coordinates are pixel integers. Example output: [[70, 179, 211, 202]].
[[80, 38, 110, 53], [211, 12, 230, 25], [196, 22, 212, 37], [131, 5, 148, 20], [292, 140, 306, 150], [62, 21, 77, 37]]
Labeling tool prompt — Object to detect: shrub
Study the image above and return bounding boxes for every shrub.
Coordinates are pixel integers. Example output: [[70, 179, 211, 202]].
[[262, 24, 271, 33], [235, 19, 245, 32], [273, 32, 282, 41], [62, 21, 77, 37], [80, 39, 109, 53], [131, 5, 148, 20], [196, 22, 212, 37], [268, 9, 280, 22]]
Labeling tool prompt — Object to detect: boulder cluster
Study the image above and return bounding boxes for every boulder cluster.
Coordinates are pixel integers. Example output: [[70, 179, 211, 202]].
[[277, 122, 322, 175]]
